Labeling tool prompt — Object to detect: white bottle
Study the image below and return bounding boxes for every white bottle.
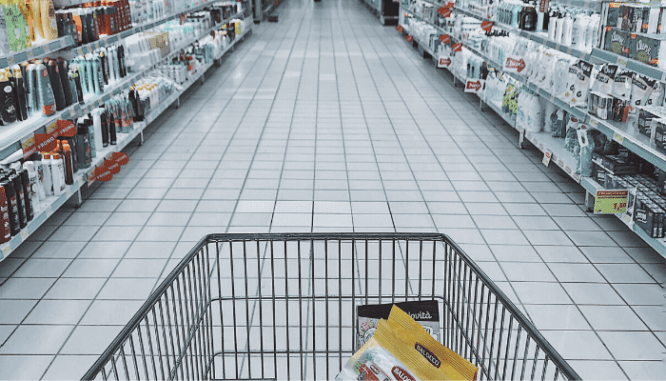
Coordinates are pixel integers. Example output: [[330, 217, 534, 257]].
[[588, 14, 601, 51], [561, 12, 573, 46], [51, 153, 65, 196], [32, 155, 45, 200], [571, 15, 588, 49], [649, 7, 660, 34], [24, 162, 41, 214], [554, 13, 564, 44], [41, 153, 53, 197], [548, 10, 558, 42], [92, 108, 105, 154]]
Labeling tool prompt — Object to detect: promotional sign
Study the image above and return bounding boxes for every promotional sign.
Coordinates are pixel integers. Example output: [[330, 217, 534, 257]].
[[452, 43, 462, 52], [22, 119, 78, 159], [542, 150, 552, 166], [87, 152, 130, 186], [504, 57, 527, 73], [437, 56, 452, 68], [439, 34, 450, 44], [464, 79, 485, 93], [406, 35, 413, 42], [594, 190, 629, 214], [396, 25, 404, 33], [481, 20, 494, 32]]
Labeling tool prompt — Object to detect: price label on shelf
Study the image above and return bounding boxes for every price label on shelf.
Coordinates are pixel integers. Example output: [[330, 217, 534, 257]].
[[613, 132, 625, 144], [20, 229, 28, 240], [542, 150, 552, 167], [2, 246, 10, 256], [590, 118, 599, 128], [617, 57, 628, 67], [594, 190, 629, 214], [26, 49, 34, 59]]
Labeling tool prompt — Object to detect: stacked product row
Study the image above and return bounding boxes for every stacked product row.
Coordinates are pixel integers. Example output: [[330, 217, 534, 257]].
[[0, 44, 127, 126]]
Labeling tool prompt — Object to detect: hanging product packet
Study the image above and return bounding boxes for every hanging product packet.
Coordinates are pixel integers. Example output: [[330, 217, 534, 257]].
[[611, 69, 633, 100], [590, 64, 618, 95], [570, 60, 593, 107], [387, 306, 479, 381], [631, 75, 656, 107], [551, 57, 571, 96], [336, 320, 447, 381]]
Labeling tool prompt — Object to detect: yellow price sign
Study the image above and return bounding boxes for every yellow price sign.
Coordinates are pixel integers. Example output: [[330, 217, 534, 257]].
[[594, 190, 629, 214]]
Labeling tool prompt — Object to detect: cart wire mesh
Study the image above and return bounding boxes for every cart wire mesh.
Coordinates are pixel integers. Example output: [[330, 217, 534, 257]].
[[81, 233, 581, 380]]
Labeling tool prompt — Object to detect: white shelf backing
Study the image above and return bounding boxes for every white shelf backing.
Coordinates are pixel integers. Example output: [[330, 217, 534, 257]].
[[0, 22, 252, 264], [581, 177, 666, 258]]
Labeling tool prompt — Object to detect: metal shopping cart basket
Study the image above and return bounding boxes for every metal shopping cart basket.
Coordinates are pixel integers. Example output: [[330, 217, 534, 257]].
[[82, 233, 581, 381]]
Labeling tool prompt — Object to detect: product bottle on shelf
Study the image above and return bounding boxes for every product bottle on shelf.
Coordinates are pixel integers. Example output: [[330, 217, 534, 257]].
[[24, 161, 40, 214], [41, 153, 53, 197], [2, 179, 20, 236], [50, 153, 65, 195], [0, 69, 19, 125], [0, 185, 11, 244], [61, 141, 74, 185], [9, 170, 27, 228], [19, 168, 34, 221], [12, 66, 28, 121]]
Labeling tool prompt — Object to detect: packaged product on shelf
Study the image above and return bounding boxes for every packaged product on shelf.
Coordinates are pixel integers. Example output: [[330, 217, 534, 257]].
[[611, 69, 633, 100], [591, 64, 618, 95], [551, 56, 571, 96], [638, 108, 657, 137], [604, 27, 630, 56], [551, 108, 567, 138], [564, 60, 592, 107], [631, 75, 656, 107], [634, 195, 665, 238], [1, 177, 20, 236], [655, 119, 666, 150], [356, 300, 439, 350], [589, 91, 613, 120], [0, 184, 10, 244]]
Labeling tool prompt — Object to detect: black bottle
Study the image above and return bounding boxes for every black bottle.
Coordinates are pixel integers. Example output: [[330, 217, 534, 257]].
[[2, 179, 20, 236], [46, 60, 67, 111], [117, 45, 127, 78], [57, 59, 74, 106], [76, 118, 93, 168], [9, 172, 27, 229], [0, 69, 18, 125], [100, 108, 109, 147], [70, 66, 84, 104], [11, 66, 28, 121], [19, 169, 33, 221], [129, 88, 144, 122]]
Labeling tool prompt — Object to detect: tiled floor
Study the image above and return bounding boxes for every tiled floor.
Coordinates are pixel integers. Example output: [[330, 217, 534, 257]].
[[1, 0, 665, 379]]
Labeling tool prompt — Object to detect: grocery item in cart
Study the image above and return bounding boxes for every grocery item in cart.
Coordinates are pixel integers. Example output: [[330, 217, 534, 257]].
[[357, 300, 440, 350], [336, 319, 446, 381], [387, 306, 478, 381]]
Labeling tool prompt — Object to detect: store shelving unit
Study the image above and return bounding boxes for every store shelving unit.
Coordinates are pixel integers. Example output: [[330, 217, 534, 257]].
[[0, 14, 252, 263], [394, 0, 666, 258]]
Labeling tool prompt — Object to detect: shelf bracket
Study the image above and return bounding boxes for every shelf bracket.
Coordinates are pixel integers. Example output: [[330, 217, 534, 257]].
[[518, 129, 526, 149], [479, 97, 484, 112], [176, 97, 181, 109], [139, 131, 144, 146]]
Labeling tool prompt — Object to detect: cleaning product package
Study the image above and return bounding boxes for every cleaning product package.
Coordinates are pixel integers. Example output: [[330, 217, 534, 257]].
[[631, 75, 656, 107], [611, 69, 634, 100], [357, 300, 439, 350], [336, 320, 448, 381], [387, 306, 478, 380], [551, 57, 571, 96], [591, 64, 618, 95]]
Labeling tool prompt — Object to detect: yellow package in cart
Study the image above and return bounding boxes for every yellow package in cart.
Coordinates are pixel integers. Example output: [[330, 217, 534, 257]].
[[336, 319, 446, 381], [388, 306, 478, 381]]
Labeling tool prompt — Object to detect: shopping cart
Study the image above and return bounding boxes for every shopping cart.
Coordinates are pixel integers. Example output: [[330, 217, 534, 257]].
[[82, 233, 581, 380]]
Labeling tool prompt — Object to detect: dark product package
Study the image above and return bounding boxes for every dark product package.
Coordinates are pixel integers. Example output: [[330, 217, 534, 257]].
[[612, 97, 630, 122], [634, 196, 665, 238], [356, 300, 439, 350], [638, 108, 658, 137], [655, 119, 666, 151], [629, 33, 666, 67], [589, 92, 613, 120], [604, 27, 630, 56]]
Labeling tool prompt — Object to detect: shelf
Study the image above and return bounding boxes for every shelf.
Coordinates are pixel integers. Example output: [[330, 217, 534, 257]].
[[0, 20, 252, 264], [79, 24, 252, 182], [485, 99, 516, 128], [453, 6, 593, 60], [0, 178, 84, 262], [62, 1, 225, 58], [0, 11, 245, 161], [524, 130, 582, 182], [588, 115, 666, 173], [581, 177, 666, 259], [0, 36, 75, 68], [550, 0, 604, 12], [590, 47, 666, 81]]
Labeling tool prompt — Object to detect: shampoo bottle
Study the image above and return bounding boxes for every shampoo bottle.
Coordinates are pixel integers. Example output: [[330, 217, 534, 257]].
[[0, 185, 10, 243], [2, 179, 20, 236], [50, 153, 65, 195], [41, 153, 53, 196], [0, 69, 18, 125]]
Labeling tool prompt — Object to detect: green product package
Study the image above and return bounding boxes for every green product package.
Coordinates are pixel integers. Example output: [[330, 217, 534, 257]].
[[1, 2, 29, 53]]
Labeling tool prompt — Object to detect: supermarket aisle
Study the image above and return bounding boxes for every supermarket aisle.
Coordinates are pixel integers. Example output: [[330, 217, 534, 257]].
[[0, 0, 665, 379]]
